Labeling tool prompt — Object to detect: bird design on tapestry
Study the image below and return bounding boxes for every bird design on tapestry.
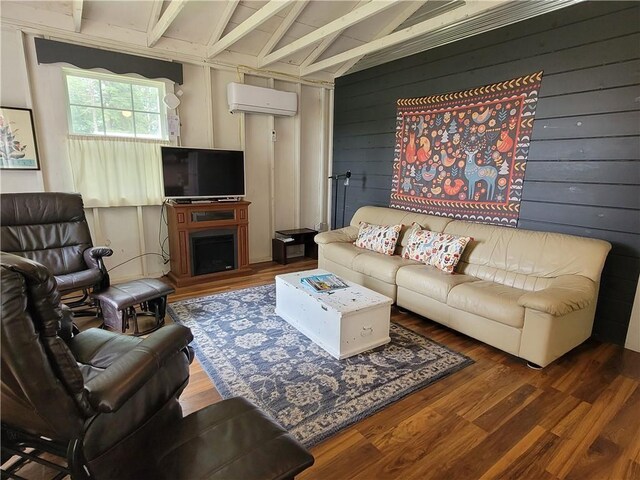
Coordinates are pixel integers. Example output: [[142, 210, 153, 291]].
[[472, 108, 492, 124], [416, 137, 431, 163], [443, 178, 465, 195], [416, 164, 437, 182], [496, 130, 514, 152], [440, 149, 456, 167], [405, 130, 417, 164]]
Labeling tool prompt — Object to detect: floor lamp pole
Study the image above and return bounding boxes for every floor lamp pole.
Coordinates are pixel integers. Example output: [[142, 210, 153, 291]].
[[332, 177, 339, 230], [329, 171, 351, 230]]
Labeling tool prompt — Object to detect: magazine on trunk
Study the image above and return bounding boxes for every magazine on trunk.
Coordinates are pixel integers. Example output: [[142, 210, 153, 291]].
[[300, 273, 349, 293]]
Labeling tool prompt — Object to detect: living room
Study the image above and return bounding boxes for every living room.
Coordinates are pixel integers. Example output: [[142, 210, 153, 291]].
[[1, 1, 639, 479]]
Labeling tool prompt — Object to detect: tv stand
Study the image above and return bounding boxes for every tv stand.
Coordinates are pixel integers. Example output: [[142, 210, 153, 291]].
[[168, 197, 242, 205], [166, 201, 251, 287]]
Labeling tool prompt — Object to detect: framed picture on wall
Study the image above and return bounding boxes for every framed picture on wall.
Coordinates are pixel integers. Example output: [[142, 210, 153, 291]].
[[0, 106, 40, 170]]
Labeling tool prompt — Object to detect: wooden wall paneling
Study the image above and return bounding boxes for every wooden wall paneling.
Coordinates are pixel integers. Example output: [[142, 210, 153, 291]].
[[521, 183, 640, 209], [523, 161, 640, 184], [539, 59, 640, 97], [535, 85, 640, 118], [332, 1, 640, 344], [528, 137, 640, 161], [532, 112, 640, 140], [336, 30, 639, 107], [515, 220, 639, 257], [519, 202, 640, 234], [335, 1, 636, 88], [336, 32, 640, 112]]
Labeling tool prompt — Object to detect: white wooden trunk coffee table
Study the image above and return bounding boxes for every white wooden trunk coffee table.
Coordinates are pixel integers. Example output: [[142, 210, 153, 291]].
[[275, 269, 393, 359]]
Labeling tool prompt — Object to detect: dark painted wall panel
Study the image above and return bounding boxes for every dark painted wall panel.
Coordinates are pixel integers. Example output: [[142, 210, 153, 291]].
[[532, 112, 640, 139], [521, 183, 640, 209], [524, 161, 640, 185], [527, 137, 640, 161], [333, 1, 640, 346], [337, 5, 639, 92], [519, 202, 639, 234]]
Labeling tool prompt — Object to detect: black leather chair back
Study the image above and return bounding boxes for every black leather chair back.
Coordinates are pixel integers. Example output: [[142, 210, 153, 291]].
[[1, 192, 93, 276], [1, 254, 85, 441], [1, 253, 193, 477]]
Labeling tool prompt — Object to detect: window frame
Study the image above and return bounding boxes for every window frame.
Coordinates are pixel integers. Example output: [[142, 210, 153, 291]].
[[63, 68, 169, 140]]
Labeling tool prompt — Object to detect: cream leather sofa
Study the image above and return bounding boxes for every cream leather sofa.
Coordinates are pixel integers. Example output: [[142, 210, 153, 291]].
[[315, 206, 611, 367]]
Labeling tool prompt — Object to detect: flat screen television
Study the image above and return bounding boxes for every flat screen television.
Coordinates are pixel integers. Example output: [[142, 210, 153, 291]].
[[161, 146, 245, 199]]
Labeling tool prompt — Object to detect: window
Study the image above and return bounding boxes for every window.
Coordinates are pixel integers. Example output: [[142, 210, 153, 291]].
[[64, 69, 168, 140]]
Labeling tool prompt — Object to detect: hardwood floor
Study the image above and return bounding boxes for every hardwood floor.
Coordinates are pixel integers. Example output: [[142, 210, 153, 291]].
[[6, 259, 637, 479], [176, 259, 640, 480]]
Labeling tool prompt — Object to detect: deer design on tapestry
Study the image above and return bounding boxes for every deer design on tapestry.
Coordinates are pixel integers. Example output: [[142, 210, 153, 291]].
[[464, 150, 498, 200]]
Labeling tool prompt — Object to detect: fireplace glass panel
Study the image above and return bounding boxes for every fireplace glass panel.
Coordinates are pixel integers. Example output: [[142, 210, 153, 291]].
[[190, 229, 237, 276]]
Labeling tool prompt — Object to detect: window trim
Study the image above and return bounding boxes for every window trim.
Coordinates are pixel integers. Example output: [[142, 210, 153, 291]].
[[63, 67, 169, 140]]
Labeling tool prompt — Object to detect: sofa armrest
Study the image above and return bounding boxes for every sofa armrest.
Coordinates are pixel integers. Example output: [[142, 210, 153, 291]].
[[518, 275, 596, 316], [315, 226, 359, 245], [83, 324, 193, 413]]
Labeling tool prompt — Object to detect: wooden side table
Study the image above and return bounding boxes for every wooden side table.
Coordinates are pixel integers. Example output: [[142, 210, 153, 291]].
[[272, 228, 318, 265]]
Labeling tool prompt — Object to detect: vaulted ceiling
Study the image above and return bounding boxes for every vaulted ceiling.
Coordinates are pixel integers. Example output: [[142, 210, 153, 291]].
[[1, 0, 582, 84]]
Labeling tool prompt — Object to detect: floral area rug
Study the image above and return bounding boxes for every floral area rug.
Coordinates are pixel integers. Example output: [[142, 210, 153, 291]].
[[168, 283, 473, 447]]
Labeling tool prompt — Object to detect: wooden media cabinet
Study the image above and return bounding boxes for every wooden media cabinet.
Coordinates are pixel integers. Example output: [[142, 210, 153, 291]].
[[166, 201, 250, 287]]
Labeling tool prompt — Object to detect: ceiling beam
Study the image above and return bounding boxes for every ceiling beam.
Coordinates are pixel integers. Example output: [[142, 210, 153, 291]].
[[147, 0, 188, 48], [207, 0, 295, 59], [332, 0, 428, 76], [258, 0, 309, 59], [206, 0, 240, 47], [301, 0, 514, 76], [299, 0, 368, 69], [71, 0, 83, 33], [259, 0, 401, 68], [146, 0, 164, 35]]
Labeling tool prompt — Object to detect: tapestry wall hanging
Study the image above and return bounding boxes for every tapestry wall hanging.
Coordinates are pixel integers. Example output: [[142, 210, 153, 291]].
[[389, 71, 542, 227]]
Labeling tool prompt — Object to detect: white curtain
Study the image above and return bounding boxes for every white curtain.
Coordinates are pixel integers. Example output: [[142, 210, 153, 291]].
[[67, 136, 167, 207]]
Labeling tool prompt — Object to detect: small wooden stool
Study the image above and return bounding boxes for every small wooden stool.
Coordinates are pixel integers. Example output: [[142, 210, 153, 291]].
[[91, 279, 175, 336]]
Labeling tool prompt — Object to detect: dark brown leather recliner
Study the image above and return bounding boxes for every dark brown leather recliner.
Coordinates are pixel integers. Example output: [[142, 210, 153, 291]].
[[0, 192, 112, 307], [1, 253, 314, 479]]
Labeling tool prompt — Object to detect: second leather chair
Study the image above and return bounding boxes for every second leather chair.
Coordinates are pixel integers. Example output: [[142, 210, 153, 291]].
[[1, 253, 314, 479]]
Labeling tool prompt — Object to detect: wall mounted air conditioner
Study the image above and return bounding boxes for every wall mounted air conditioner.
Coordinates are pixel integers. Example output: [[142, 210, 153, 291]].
[[227, 82, 297, 117]]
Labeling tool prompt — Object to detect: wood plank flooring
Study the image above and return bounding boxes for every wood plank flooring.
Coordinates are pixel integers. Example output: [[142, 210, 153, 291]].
[[6, 259, 637, 479], [175, 259, 640, 480]]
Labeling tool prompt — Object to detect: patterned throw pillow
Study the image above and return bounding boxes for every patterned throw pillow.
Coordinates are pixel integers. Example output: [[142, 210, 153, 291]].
[[354, 222, 402, 256], [403, 226, 472, 274]]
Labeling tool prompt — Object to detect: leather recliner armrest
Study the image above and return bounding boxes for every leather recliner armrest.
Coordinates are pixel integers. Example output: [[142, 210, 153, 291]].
[[83, 324, 193, 413], [518, 275, 596, 317], [314, 226, 359, 245], [83, 246, 113, 269]]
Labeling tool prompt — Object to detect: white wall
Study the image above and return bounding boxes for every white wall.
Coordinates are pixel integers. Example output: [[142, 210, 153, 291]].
[[1, 25, 332, 279], [626, 275, 640, 352], [0, 27, 45, 192]]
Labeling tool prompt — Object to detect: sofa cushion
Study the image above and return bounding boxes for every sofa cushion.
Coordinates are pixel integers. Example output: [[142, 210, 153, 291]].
[[351, 252, 419, 285], [447, 281, 525, 328], [396, 265, 477, 303], [320, 242, 364, 268], [403, 227, 472, 274], [444, 220, 611, 284], [354, 222, 402, 256]]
